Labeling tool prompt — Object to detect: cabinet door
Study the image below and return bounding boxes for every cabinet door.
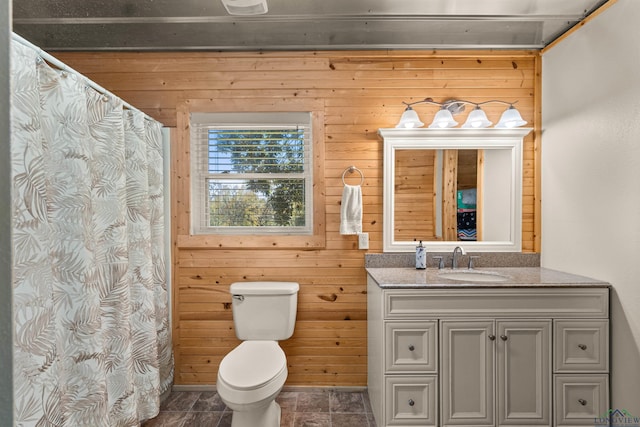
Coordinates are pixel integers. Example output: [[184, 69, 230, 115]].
[[497, 320, 551, 426], [441, 320, 495, 426]]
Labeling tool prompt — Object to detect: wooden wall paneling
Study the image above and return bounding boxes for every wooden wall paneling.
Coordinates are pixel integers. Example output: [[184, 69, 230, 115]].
[[54, 50, 540, 387], [457, 150, 478, 190], [533, 54, 543, 252], [442, 150, 459, 241], [476, 150, 485, 241], [394, 149, 437, 241]]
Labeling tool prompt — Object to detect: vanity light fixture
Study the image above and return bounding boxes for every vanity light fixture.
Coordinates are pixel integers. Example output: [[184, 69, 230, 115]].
[[495, 104, 528, 128], [395, 106, 424, 128], [429, 106, 459, 128], [462, 106, 493, 128], [395, 98, 527, 129]]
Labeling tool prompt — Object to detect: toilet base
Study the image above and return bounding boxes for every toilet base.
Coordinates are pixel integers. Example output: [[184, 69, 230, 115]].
[[231, 400, 281, 427]]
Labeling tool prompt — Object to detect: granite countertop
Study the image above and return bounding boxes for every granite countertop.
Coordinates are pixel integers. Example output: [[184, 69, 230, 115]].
[[366, 267, 610, 289]]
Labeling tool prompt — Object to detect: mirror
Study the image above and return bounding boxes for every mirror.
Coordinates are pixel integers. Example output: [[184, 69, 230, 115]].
[[380, 128, 532, 252]]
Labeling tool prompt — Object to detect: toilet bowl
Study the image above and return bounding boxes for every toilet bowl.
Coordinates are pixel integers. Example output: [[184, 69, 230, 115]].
[[217, 340, 288, 426]]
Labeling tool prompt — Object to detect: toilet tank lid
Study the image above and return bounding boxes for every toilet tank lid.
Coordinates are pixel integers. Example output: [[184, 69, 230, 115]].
[[230, 281, 299, 295]]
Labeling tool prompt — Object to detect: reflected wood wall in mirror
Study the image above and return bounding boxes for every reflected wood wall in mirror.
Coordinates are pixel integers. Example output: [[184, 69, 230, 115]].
[[394, 149, 437, 242], [394, 149, 481, 243]]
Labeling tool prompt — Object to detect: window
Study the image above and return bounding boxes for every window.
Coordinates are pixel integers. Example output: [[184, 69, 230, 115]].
[[191, 112, 313, 235]]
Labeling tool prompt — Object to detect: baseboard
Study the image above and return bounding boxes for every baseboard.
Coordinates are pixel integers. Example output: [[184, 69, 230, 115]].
[[170, 384, 368, 393]]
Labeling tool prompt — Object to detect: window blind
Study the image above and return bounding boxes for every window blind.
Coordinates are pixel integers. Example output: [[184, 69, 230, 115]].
[[190, 112, 313, 235]]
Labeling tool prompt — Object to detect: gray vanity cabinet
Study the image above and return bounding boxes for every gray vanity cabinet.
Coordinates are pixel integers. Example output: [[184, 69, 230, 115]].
[[367, 275, 610, 427]]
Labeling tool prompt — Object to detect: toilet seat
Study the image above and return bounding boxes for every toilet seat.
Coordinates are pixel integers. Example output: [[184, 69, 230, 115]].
[[218, 341, 286, 391]]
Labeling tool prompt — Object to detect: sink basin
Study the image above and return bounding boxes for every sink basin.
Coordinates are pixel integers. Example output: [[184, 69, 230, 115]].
[[438, 270, 510, 282]]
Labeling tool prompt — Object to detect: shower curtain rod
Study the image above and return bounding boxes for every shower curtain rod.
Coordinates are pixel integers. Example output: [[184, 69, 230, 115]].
[[11, 33, 158, 123]]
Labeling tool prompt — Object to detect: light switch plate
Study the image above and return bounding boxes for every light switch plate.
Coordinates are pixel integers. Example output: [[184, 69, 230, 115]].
[[358, 232, 369, 250]]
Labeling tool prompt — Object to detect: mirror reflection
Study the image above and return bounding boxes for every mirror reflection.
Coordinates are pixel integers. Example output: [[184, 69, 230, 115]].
[[394, 149, 480, 242]]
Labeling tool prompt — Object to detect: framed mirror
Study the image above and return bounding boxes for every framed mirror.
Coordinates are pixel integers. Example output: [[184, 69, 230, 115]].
[[380, 128, 532, 252]]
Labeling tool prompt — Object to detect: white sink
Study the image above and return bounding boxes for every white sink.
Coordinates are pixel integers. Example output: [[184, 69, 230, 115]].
[[438, 270, 510, 282]]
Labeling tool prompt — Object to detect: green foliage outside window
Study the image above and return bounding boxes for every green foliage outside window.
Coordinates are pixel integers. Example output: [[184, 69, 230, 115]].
[[207, 129, 307, 228]]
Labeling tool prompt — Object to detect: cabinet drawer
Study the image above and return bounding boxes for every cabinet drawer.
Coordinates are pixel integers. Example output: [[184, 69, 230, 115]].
[[385, 321, 437, 373], [554, 320, 609, 372], [385, 288, 609, 319], [554, 374, 609, 426], [385, 376, 438, 426]]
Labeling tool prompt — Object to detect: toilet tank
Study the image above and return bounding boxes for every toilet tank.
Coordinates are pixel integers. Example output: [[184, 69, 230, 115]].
[[230, 281, 299, 341]]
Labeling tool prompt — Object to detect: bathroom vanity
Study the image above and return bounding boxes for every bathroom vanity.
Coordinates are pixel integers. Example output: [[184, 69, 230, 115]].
[[366, 267, 610, 427]]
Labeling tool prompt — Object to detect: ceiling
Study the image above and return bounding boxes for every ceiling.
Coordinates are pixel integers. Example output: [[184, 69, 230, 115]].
[[12, 0, 611, 51]]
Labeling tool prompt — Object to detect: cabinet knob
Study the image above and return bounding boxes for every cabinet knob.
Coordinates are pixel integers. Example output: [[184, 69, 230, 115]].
[[578, 398, 587, 406], [500, 335, 508, 341], [408, 399, 415, 406], [408, 344, 415, 351], [488, 334, 496, 341], [578, 344, 587, 350]]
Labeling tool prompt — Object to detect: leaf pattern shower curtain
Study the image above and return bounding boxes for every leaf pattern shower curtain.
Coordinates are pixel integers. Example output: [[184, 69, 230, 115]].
[[11, 41, 173, 426]]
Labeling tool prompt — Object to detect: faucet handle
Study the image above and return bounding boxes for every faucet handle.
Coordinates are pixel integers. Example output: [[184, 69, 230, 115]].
[[468, 256, 480, 269], [432, 256, 444, 269]]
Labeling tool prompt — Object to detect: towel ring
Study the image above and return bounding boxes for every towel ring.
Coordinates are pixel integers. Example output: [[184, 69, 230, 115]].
[[342, 166, 364, 186]]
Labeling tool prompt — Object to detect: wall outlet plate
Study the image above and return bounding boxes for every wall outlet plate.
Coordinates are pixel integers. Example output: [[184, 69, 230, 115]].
[[358, 232, 369, 250]]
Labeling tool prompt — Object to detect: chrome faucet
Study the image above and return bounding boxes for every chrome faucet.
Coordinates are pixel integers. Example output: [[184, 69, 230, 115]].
[[452, 246, 466, 269]]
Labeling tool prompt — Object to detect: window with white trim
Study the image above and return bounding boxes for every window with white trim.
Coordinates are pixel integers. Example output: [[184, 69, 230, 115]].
[[191, 112, 313, 235]]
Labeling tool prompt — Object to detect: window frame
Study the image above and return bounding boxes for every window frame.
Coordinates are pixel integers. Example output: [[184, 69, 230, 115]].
[[175, 98, 326, 249]]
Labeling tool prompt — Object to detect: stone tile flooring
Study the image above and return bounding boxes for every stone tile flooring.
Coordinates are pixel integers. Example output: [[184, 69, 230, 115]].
[[142, 389, 377, 427]]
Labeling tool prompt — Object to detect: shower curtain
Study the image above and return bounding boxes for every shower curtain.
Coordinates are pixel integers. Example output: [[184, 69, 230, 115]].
[[10, 40, 173, 426]]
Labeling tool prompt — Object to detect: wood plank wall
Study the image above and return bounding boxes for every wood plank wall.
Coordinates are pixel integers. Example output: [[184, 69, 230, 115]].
[[55, 50, 540, 387], [394, 149, 438, 241]]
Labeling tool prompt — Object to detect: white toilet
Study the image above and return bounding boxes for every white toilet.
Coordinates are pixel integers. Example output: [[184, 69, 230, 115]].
[[216, 281, 299, 427]]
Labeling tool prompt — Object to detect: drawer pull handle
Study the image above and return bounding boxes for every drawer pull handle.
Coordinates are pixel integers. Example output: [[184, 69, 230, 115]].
[[408, 344, 415, 351], [500, 335, 508, 341], [488, 334, 496, 341], [408, 399, 415, 406], [578, 398, 587, 406], [578, 344, 587, 350]]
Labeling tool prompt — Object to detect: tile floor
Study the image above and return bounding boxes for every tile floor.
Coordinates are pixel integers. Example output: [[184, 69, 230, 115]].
[[142, 388, 377, 427]]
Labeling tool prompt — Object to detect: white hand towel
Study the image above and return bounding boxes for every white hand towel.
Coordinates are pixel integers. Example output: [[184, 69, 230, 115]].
[[340, 184, 362, 235]]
